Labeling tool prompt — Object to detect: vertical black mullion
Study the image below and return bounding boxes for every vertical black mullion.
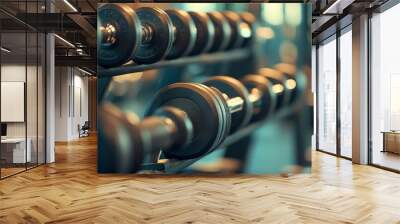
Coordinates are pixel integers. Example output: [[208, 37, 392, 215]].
[[0, 21, 2, 179], [44, 33, 47, 164], [367, 11, 373, 165], [69, 69, 71, 118], [336, 28, 341, 157], [25, 0, 28, 171], [44, 0, 47, 164], [316, 44, 320, 150], [60, 69, 62, 117], [36, 0, 39, 167], [72, 68, 75, 118]]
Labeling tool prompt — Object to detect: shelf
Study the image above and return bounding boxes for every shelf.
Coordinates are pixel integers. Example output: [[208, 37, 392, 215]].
[[98, 48, 252, 78]]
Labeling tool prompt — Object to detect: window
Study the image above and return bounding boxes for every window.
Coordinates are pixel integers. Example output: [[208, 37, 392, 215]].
[[371, 3, 400, 171], [339, 28, 352, 158], [317, 36, 337, 154]]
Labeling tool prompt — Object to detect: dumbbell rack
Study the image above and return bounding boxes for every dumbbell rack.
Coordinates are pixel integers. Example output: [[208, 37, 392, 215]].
[[98, 48, 251, 99], [98, 48, 251, 78], [98, 48, 257, 174]]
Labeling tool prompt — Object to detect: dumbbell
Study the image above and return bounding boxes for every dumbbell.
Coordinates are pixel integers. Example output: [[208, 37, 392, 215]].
[[165, 9, 197, 60], [204, 75, 277, 132], [188, 11, 215, 56], [258, 67, 291, 112], [274, 63, 307, 107], [98, 4, 197, 67], [102, 74, 281, 171], [208, 10, 256, 51], [207, 11, 233, 52], [102, 82, 241, 171], [238, 12, 256, 47], [222, 11, 247, 49], [259, 65, 307, 110], [204, 70, 304, 128]]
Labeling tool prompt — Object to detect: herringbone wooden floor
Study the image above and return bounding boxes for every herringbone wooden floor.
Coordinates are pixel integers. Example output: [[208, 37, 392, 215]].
[[1, 135, 400, 224]]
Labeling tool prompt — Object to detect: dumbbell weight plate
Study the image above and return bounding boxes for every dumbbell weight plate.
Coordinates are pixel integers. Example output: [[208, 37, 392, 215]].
[[165, 9, 197, 60], [275, 63, 307, 107], [147, 83, 228, 159], [133, 7, 174, 64], [101, 103, 144, 173], [201, 84, 231, 151], [204, 76, 252, 134], [239, 12, 256, 47], [207, 12, 232, 52], [289, 72, 307, 106], [242, 75, 277, 122], [98, 4, 141, 68], [153, 106, 194, 151], [188, 12, 215, 56], [223, 11, 245, 49], [259, 68, 290, 111]]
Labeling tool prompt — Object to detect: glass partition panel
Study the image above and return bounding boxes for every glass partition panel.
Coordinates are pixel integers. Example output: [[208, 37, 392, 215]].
[[0, 0, 46, 179], [1, 31, 27, 177], [339, 28, 352, 158], [317, 36, 337, 154]]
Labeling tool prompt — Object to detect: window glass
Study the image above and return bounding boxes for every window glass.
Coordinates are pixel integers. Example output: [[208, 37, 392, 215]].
[[317, 36, 337, 154], [1, 24, 28, 177], [371, 4, 400, 171], [339, 29, 352, 158]]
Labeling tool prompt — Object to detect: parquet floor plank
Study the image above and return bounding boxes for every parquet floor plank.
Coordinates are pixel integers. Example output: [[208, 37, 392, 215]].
[[0, 135, 399, 223]]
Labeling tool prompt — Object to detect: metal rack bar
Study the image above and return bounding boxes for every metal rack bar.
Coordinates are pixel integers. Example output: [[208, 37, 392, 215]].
[[98, 49, 252, 78]]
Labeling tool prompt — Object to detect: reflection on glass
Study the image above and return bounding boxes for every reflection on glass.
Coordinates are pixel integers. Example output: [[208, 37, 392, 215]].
[[340, 29, 352, 158], [317, 37, 337, 154], [371, 4, 400, 171]]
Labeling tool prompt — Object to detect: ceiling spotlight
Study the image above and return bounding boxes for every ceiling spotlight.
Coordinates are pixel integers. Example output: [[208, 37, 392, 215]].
[[78, 67, 93, 76], [1, 47, 11, 53], [54, 34, 75, 48], [63, 0, 78, 12]]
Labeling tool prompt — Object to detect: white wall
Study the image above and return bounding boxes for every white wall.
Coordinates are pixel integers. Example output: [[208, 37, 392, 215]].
[[1, 64, 36, 138], [54, 67, 89, 141], [1, 63, 46, 164]]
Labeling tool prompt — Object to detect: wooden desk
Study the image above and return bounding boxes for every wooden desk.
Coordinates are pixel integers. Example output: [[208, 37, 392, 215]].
[[382, 131, 400, 154], [1, 138, 31, 164]]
